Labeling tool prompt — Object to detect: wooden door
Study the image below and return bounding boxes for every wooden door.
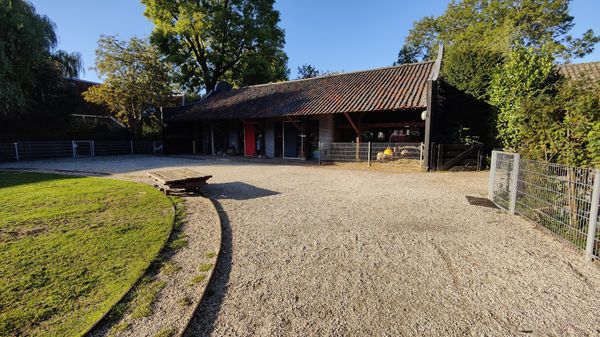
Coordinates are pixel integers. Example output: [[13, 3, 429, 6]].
[[244, 123, 256, 156]]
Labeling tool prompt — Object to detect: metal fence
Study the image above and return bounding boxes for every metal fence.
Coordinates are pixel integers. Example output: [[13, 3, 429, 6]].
[[0, 140, 163, 162], [318, 142, 423, 165], [489, 150, 600, 262]]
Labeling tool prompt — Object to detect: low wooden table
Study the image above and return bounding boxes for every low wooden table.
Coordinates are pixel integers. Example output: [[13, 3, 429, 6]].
[[147, 169, 212, 195]]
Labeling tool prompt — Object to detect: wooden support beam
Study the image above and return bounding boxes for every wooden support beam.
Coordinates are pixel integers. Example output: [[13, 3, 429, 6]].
[[343, 112, 360, 135]]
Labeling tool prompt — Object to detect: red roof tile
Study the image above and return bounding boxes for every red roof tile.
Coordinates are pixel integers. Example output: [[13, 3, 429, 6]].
[[167, 61, 435, 121]]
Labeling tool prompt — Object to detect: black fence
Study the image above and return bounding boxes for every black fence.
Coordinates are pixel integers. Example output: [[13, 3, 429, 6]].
[[0, 140, 163, 162], [429, 143, 484, 171]]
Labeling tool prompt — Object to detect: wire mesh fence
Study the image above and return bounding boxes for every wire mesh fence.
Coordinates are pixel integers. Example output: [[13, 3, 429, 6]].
[[489, 150, 600, 261], [319, 142, 422, 164], [488, 152, 518, 211], [0, 140, 162, 162]]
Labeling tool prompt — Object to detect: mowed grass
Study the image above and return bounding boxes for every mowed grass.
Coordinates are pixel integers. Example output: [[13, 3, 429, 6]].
[[0, 172, 174, 337]]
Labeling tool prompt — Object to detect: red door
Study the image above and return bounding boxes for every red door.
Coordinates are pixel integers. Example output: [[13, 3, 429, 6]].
[[244, 123, 256, 156]]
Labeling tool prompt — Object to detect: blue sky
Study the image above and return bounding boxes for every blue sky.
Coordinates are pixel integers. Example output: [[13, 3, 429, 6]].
[[30, 0, 600, 83]]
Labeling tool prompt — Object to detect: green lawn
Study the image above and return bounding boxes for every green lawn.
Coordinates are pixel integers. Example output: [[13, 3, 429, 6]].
[[0, 172, 174, 337]]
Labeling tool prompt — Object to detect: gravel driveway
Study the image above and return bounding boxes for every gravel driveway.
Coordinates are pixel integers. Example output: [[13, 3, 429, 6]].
[[3, 155, 600, 336]]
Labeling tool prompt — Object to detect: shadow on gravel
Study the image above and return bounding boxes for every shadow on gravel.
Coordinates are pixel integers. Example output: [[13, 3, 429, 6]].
[[465, 195, 499, 209], [184, 198, 233, 337], [205, 181, 280, 200]]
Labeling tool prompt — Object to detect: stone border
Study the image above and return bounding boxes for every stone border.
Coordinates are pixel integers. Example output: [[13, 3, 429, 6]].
[[178, 196, 224, 337]]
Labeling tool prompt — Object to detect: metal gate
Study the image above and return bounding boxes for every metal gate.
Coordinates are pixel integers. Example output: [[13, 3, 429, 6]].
[[72, 140, 94, 158]]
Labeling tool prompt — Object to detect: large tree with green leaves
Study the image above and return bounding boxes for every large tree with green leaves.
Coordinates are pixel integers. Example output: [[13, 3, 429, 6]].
[[142, 0, 289, 93], [396, 0, 599, 101], [0, 0, 83, 120], [83, 36, 173, 137], [489, 47, 560, 152], [397, 0, 598, 64]]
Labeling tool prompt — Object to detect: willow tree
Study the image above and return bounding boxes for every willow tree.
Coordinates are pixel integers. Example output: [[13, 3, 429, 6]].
[[142, 0, 289, 93], [83, 36, 172, 137], [0, 0, 83, 119]]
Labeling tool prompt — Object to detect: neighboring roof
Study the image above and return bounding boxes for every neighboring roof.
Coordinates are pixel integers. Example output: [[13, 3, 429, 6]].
[[167, 61, 435, 121], [67, 79, 112, 118], [559, 61, 600, 82]]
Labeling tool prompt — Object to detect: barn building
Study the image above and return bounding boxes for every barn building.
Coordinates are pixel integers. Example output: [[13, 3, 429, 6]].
[[163, 49, 467, 169]]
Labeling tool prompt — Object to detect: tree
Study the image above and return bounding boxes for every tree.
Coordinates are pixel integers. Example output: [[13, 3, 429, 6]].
[[142, 0, 289, 93], [397, 0, 598, 64], [489, 47, 560, 151], [297, 64, 321, 79], [0, 0, 83, 119], [83, 36, 172, 137], [395, 0, 599, 102], [552, 78, 600, 166]]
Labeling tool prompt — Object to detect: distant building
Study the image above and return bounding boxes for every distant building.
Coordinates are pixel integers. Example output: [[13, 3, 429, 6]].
[[66, 79, 129, 138], [559, 61, 600, 81]]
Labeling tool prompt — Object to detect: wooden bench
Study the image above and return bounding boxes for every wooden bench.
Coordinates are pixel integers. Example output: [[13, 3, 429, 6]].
[[147, 169, 212, 195]]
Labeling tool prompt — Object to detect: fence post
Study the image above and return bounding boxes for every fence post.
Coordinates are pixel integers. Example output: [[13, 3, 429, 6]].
[[130, 140, 134, 154], [13, 142, 19, 161], [91, 140, 95, 157], [508, 153, 520, 215], [367, 142, 371, 167], [585, 169, 600, 262], [488, 151, 498, 200], [72, 141, 77, 158], [436, 144, 444, 171]]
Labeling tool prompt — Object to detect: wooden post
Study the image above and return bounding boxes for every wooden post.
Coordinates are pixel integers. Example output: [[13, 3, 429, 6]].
[[436, 144, 444, 171], [210, 125, 215, 155], [367, 142, 372, 167]]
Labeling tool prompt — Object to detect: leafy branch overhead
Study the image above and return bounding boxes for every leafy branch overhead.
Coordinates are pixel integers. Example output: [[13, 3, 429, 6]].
[[396, 0, 600, 65], [142, 0, 289, 93], [83, 36, 172, 137]]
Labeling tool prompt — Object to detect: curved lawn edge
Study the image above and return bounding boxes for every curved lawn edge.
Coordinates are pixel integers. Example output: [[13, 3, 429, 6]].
[[80, 192, 177, 336], [178, 196, 224, 337]]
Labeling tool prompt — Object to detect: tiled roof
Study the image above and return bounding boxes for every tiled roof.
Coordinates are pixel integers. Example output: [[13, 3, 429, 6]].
[[559, 61, 600, 82], [167, 61, 435, 121]]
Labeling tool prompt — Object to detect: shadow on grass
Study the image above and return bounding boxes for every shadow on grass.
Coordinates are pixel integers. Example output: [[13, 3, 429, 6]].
[[0, 171, 82, 189], [184, 198, 233, 337], [204, 182, 280, 201]]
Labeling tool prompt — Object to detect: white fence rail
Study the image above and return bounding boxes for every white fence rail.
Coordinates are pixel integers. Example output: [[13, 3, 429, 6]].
[[489, 150, 600, 262], [0, 140, 163, 162], [318, 142, 422, 165]]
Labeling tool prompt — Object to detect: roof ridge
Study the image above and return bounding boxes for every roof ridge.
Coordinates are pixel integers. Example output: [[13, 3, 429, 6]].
[[558, 60, 600, 67]]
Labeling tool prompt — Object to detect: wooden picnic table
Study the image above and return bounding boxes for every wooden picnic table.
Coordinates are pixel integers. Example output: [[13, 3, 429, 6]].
[[147, 168, 212, 195]]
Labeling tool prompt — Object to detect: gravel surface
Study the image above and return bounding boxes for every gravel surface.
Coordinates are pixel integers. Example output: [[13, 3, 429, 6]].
[[3, 155, 600, 336]]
